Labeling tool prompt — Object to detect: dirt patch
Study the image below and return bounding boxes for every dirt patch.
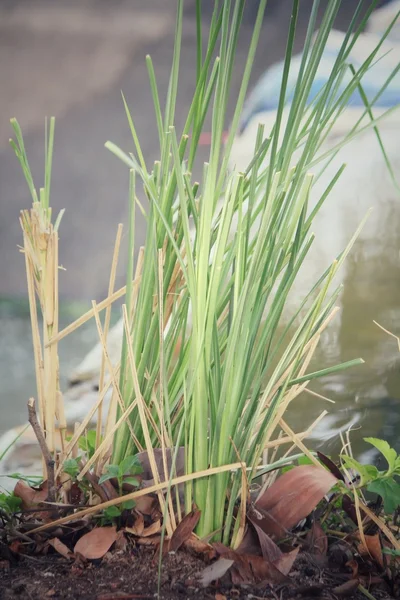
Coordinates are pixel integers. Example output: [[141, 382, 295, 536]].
[[0, 546, 394, 600]]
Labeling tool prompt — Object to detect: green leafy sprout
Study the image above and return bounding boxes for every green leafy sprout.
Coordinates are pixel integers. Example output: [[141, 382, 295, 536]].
[[341, 437, 400, 514], [0, 492, 22, 517], [99, 455, 143, 496]]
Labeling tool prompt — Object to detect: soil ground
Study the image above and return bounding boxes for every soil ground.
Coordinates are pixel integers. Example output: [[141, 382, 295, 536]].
[[0, 546, 394, 600]]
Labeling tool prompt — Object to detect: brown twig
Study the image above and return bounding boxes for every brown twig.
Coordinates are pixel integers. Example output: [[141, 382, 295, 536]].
[[27, 398, 56, 502]]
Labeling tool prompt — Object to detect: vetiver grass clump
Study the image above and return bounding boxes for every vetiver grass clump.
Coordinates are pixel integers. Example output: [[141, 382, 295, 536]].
[[10, 0, 400, 551]]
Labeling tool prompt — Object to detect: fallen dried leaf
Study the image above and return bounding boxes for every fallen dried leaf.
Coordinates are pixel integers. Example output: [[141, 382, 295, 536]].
[[184, 534, 216, 560], [215, 594, 227, 600], [212, 542, 231, 556], [332, 579, 360, 597], [199, 558, 235, 587], [74, 526, 118, 559], [125, 512, 144, 536], [255, 466, 337, 538], [125, 519, 161, 538], [14, 480, 48, 508], [169, 509, 201, 553], [134, 495, 156, 515], [68, 482, 82, 505], [317, 451, 344, 481], [357, 533, 384, 568], [247, 506, 282, 561], [141, 520, 161, 537], [237, 527, 262, 556], [234, 553, 288, 585], [48, 538, 73, 560], [136, 535, 163, 546], [114, 530, 128, 551], [305, 521, 328, 558], [345, 559, 359, 578], [342, 494, 358, 524], [213, 545, 288, 585], [274, 546, 299, 575]]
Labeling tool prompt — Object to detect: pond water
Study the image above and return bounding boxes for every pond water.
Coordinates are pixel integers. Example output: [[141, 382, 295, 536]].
[[285, 235, 400, 462], [0, 301, 103, 434]]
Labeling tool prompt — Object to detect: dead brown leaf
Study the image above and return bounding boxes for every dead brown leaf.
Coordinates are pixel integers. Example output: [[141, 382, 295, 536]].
[[332, 579, 360, 597], [215, 594, 227, 600], [212, 542, 231, 556], [184, 534, 216, 560], [199, 558, 235, 587], [357, 533, 384, 568], [342, 494, 367, 525], [169, 509, 201, 553], [317, 451, 344, 481], [136, 535, 163, 546], [141, 520, 161, 537], [74, 526, 118, 559], [305, 521, 328, 558], [255, 466, 337, 538], [247, 506, 282, 561], [114, 530, 128, 552], [274, 546, 299, 575], [48, 538, 73, 560], [125, 519, 161, 538], [125, 512, 144, 536], [134, 495, 156, 516], [14, 480, 48, 508], [345, 559, 359, 578], [237, 527, 262, 556], [213, 545, 288, 585], [234, 553, 288, 585]]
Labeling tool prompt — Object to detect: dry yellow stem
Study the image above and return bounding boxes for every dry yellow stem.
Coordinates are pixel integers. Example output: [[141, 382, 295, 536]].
[[56, 368, 119, 478], [21, 204, 61, 467], [95, 223, 123, 473], [46, 279, 141, 347], [78, 394, 139, 480], [90, 301, 139, 444], [122, 304, 175, 537]]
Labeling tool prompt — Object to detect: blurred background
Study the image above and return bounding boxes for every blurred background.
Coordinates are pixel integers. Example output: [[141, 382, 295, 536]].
[[1, 0, 397, 455]]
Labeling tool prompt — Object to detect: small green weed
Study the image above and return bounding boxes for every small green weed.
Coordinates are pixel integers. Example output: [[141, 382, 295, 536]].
[[0, 491, 22, 516], [63, 458, 80, 479], [78, 430, 100, 460], [341, 437, 400, 514], [100, 500, 136, 526], [99, 455, 142, 496]]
